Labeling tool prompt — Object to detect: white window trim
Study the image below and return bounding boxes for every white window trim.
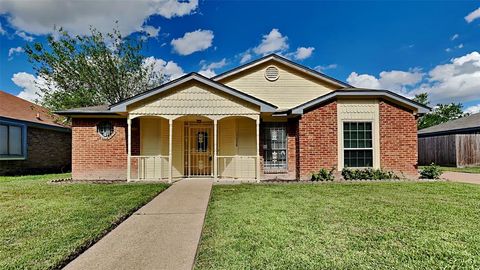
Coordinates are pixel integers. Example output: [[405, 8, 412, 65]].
[[342, 121, 374, 168]]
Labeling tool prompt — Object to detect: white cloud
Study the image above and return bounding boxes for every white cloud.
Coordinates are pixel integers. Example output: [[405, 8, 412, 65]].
[[347, 69, 423, 96], [198, 69, 216, 78], [12, 72, 45, 103], [239, 51, 252, 64], [465, 104, 480, 114], [451, 33, 459, 41], [15, 31, 33, 41], [143, 56, 184, 81], [0, 22, 5, 35], [141, 25, 160, 38], [465, 7, 480, 23], [457, 43, 464, 49], [314, 64, 338, 72], [347, 51, 480, 104], [291, 46, 314, 60], [253, 28, 288, 55], [0, 0, 198, 36], [446, 48, 452, 52], [171, 29, 214, 55], [201, 58, 227, 70], [8, 46, 24, 58]]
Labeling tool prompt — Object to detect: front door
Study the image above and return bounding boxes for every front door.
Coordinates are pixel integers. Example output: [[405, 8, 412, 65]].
[[184, 124, 213, 177]]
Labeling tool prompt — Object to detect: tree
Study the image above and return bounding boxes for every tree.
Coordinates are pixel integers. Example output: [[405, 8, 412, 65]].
[[25, 25, 163, 111], [413, 93, 466, 130]]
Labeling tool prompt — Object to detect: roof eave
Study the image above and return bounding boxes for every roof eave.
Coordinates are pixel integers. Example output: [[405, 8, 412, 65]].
[[212, 54, 352, 88], [290, 90, 431, 115]]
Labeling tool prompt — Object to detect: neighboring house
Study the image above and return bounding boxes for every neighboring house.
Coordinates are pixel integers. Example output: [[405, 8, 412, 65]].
[[418, 113, 480, 167], [57, 54, 429, 181], [0, 91, 71, 175]]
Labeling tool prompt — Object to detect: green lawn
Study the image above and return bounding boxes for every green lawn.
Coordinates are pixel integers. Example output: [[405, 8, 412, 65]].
[[438, 166, 480, 174], [0, 174, 168, 270], [196, 182, 480, 269]]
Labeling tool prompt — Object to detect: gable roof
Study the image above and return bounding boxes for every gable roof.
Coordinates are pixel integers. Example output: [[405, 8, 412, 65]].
[[0, 90, 69, 129], [110, 72, 277, 112], [287, 88, 430, 115], [212, 53, 352, 88], [418, 112, 480, 136]]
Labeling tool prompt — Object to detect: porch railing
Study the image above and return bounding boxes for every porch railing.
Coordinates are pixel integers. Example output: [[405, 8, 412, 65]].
[[217, 155, 257, 179], [130, 155, 169, 181]]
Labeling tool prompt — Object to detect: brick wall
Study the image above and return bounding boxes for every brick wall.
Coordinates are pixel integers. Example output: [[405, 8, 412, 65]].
[[0, 126, 71, 175], [298, 101, 338, 179], [72, 118, 139, 180], [379, 100, 418, 176]]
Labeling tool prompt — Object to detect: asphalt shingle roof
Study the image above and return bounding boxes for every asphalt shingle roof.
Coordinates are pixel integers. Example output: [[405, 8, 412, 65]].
[[418, 112, 480, 135]]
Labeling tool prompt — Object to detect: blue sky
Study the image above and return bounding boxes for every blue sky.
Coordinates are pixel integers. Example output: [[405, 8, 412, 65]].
[[1, 1, 480, 112]]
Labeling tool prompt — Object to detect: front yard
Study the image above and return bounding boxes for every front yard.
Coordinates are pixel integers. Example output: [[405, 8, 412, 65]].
[[0, 174, 168, 269], [196, 182, 480, 269]]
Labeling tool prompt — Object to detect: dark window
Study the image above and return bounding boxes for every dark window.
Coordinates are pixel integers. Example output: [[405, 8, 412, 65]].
[[97, 121, 114, 139], [343, 122, 373, 167], [197, 131, 208, 152], [263, 123, 287, 171], [0, 122, 26, 159]]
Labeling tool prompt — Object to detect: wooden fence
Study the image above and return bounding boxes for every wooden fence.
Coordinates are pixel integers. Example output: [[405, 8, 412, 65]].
[[418, 133, 480, 167]]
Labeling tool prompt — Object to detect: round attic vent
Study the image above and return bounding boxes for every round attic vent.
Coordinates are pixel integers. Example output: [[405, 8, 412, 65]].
[[265, 66, 279, 81]]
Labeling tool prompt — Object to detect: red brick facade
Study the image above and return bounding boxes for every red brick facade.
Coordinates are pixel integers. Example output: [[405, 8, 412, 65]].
[[379, 100, 418, 176], [297, 101, 338, 179], [71, 99, 419, 180], [72, 118, 139, 180]]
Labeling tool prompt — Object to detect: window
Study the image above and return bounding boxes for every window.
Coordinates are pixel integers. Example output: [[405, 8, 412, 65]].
[[97, 121, 114, 139], [0, 121, 26, 159], [343, 122, 373, 167], [263, 123, 287, 171]]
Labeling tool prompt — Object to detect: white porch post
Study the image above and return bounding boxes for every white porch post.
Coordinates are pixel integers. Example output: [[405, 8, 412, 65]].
[[127, 117, 132, 182], [213, 119, 218, 181], [168, 118, 173, 183], [256, 115, 260, 183]]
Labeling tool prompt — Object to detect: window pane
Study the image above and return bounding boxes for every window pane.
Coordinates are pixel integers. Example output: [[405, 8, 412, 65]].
[[9, 126, 22, 155], [0, 125, 7, 155], [366, 122, 372, 130], [263, 123, 287, 170], [345, 150, 373, 167]]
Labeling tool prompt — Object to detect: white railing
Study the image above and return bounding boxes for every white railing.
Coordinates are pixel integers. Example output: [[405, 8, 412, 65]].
[[130, 155, 169, 181], [217, 155, 257, 179]]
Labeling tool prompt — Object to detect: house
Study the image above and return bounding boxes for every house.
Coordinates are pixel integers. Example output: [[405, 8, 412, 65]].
[[418, 113, 480, 167], [57, 54, 429, 181], [0, 91, 71, 175]]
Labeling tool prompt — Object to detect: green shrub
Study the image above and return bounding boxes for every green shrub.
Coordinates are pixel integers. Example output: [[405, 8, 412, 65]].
[[419, 163, 442, 179], [341, 168, 399, 180], [311, 168, 335, 181]]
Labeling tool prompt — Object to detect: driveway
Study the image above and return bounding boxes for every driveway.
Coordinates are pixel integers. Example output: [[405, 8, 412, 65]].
[[64, 179, 213, 270], [442, 172, 480, 185]]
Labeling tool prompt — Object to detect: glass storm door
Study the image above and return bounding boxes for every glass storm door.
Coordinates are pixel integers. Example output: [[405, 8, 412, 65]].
[[184, 124, 213, 177]]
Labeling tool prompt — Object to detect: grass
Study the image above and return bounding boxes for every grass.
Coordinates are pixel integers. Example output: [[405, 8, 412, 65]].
[[0, 173, 169, 270], [196, 182, 480, 269], [435, 166, 480, 174]]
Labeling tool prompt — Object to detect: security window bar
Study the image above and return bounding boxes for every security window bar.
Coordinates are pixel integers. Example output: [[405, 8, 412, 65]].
[[0, 122, 26, 159], [263, 123, 287, 171], [343, 122, 373, 167]]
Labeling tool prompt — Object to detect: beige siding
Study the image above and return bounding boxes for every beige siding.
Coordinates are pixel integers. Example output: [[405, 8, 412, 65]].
[[220, 61, 337, 109], [172, 120, 183, 177], [130, 82, 259, 116], [139, 117, 169, 179], [217, 117, 256, 178], [337, 99, 381, 170]]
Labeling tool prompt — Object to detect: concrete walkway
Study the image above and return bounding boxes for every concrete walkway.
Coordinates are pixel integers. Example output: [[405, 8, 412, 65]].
[[64, 179, 213, 270], [442, 172, 480, 185]]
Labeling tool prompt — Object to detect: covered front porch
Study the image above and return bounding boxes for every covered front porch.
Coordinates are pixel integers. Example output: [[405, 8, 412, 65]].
[[127, 114, 260, 182]]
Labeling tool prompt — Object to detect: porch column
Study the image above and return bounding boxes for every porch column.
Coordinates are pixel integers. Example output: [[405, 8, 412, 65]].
[[256, 115, 260, 183], [213, 119, 218, 181], [127, 117, 132, 182], [168, 118, 173, 183]]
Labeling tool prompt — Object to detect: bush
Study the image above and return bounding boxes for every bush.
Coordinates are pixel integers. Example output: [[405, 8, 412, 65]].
[[311, 168, 335, 181], [419, 163, 442, 179], [341, 168, 399, 180]]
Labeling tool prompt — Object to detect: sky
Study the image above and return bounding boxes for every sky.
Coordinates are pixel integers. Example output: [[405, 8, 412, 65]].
[[1, 1, 480, 113]]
